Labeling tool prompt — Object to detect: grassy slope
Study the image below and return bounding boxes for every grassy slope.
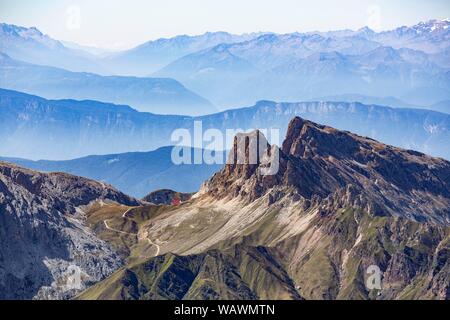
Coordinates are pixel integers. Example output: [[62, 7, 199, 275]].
[[78, 197, 449, 300]]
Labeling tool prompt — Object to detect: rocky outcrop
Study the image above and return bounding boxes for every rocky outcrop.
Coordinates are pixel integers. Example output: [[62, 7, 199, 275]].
[[197, 117, 450, 299], [142, 189, 193, 205], [0, 162, 139, 299], [205, 117, 450, 225]]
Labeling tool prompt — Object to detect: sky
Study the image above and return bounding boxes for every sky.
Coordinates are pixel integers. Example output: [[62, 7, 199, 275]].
[[1, 0, 449, 50]]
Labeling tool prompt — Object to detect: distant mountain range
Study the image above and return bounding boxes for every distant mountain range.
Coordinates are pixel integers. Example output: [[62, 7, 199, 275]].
[[155, 36, 450, 107], [367, 19, 450, 53], [0, 52, 215, 115], [1, 89, 449, 161], [0, 23, 104, 73], [430, 99, 450, 113], [0, 147, 224, 198], [154, 44, 261, 105], [104, 31, 266, 75], [1, 20, 449, 110], [151, 20, 449, 107], [60, 40, 114, 57]]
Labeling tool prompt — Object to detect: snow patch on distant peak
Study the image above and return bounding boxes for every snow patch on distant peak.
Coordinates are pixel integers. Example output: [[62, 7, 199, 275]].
[[424, 124, 440, 134], [107, 158, 119, 164]]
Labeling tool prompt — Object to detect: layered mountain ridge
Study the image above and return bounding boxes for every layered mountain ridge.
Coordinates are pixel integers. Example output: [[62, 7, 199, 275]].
[[154, 19, 450, 107], [2, 20, 449, 109], [1, 89, 449, 160], [1, 146, 224, 198], [106, 31, 265, 75], [0, 23, 103, 73], [0, 53, 215, 115]]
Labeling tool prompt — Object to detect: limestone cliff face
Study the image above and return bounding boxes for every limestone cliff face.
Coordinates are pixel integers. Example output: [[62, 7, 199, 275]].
[[188, 117, 450, 299], [0, 162, 139, 299], [205, 117, 450, 225]]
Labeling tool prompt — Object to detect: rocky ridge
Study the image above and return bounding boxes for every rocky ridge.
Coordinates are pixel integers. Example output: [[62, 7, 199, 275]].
[[0, 162, 139, 299], [205, 117, 450, 225]]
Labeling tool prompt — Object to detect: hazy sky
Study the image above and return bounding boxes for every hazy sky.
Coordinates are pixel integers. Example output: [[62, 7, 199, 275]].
[[1, 0, 449, 50]]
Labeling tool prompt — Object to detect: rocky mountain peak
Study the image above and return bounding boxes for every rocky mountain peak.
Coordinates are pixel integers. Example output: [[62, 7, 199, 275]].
[[356, 26, 375, 36], [205, 117, 450, 225], [228, 130, 269, 165], [281, 116, 307, 155], [282, 116, 359, 159], [218, 129, 280, 193], [413, 19, 450, 33]]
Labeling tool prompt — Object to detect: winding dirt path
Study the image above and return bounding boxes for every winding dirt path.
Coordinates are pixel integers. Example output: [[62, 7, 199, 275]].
[[121, 207, 133, 218], [103, 219, 137, 236], [103, 207, 160, 257], [145, 237, 160, 256]]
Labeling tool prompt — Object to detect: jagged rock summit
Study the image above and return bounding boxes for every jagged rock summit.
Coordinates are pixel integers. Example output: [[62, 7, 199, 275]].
[[205, 117, 450, 225]]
